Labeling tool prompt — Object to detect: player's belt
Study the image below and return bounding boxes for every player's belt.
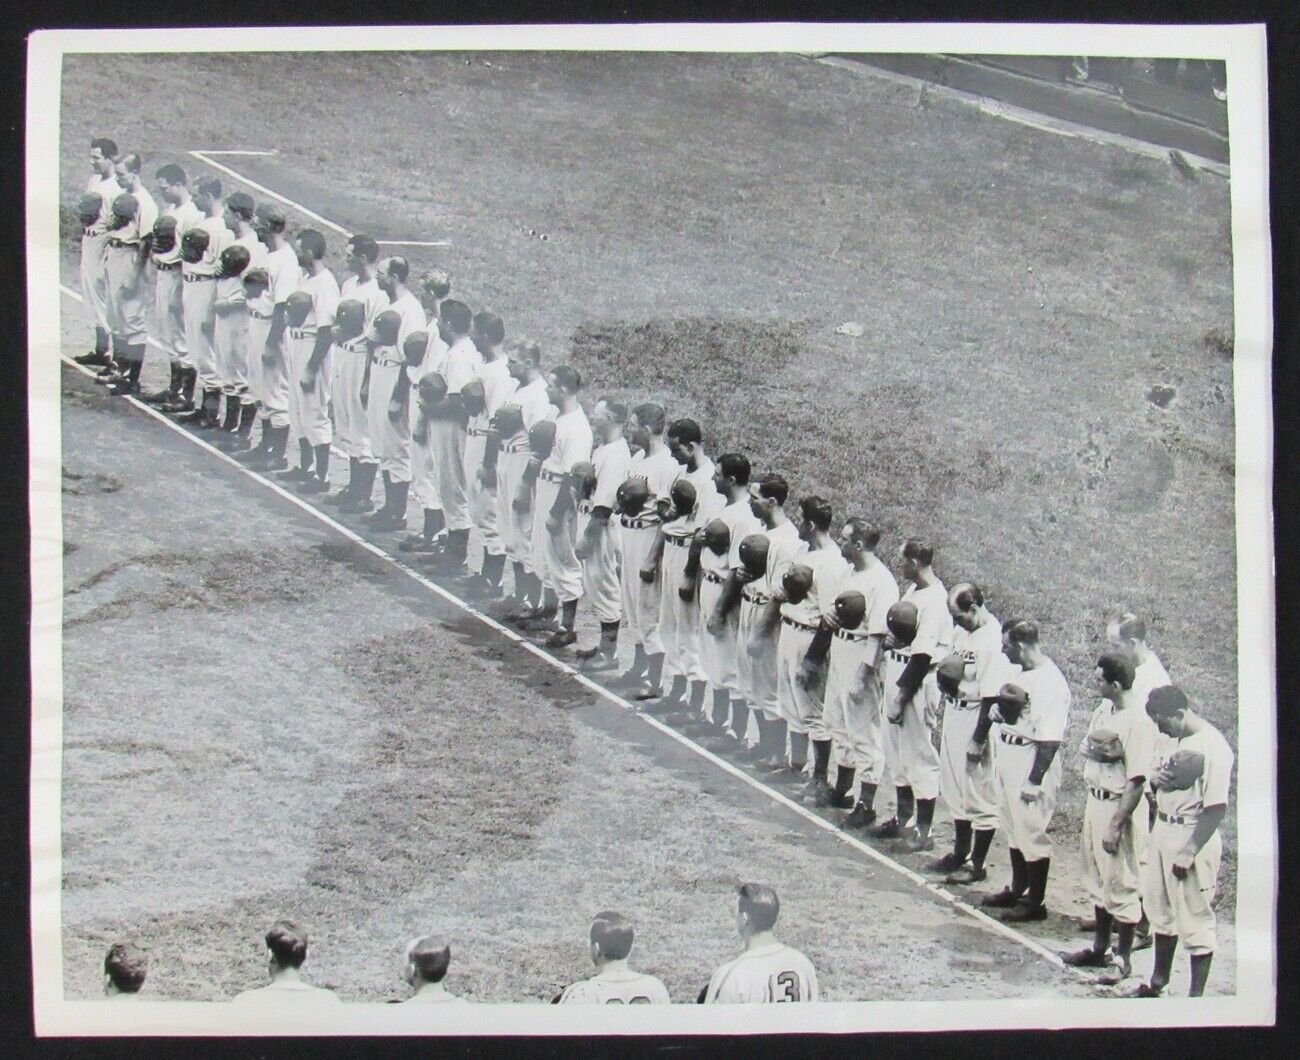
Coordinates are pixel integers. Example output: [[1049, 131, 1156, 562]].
[[742, 588, 771, 605], [372, 355, 403, 368], [154, 260, 182, 271], [107, 237, 140, 249], [1088, 786, 1123, 802], [781, 615, 820, 633], [834, 627, 872, 643], [619, 514, 658, 530], [999, 730, 1032, 747], [248, 309, 272, 321], [539, 468, 566, 484], [665, 534, 693, 548], [1156, 810, 1197, 826], [701, 569, 727, 585], [576, 499, 594, 515], [942, 694, 982, 709], [82, 227, 102, 238], [467, 425, 491, 438], [183, 273, 216, 282], [288, 327, 317, 341], [498, 438, 530, 454]]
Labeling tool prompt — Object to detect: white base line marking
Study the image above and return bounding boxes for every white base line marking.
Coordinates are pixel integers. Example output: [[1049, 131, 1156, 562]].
[[188, 150, 452, 247], [189, 149, 280, 157], [57, 282, 1074, 977]]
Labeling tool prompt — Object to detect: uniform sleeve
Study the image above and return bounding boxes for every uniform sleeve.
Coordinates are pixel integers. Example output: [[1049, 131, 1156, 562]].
[[593, 450, 627, 510], [911, 597, 948, 657], [1033, 673, 1070, 743], [976, 643, 1011, 699], [564, 421, 593, 471], [443, 352, 475, 395], [803, 959, 819, 1003], [138, 195, 159, 239], [1122, 713, 1159, 782], [864, 573, 900, 638], [814, 556, 849, 620], [314, 278, 340, 328], [1199, 733, 1234, 807], [702, 967, 726, 1004], [271, 258, 301, 305], [726, 513, 754, 570]]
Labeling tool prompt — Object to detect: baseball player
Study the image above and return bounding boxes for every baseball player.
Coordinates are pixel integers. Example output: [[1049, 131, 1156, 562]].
[[555, 912, 670, 1005], [73, 137, 121, 370], [527, 365, 591, 646], [771, 496, 848, 799], [980, 619, 1071, 923], [456, 312, 514, 591], [141, 164, 202, 408], [361, 309, 412, 525], [177, 178, 233, 428], [871, 539, 953, 851], [102, 942, 147, 999], [655, 418, 722, 709], [929, 583, 1005, 879], [574, 398, 633, 669], [609, 403, 682, 691], [819, 519, 899, 826], [211, 192, 266, 439], [399, 937, 467, 1004], [740, 474, 809, 769], [399, 271, 454, 540], [231, 921, 340, 1005], [278, 228, 340, 492], [1134, 684, 1233, 998], [1061, 650, 1160, 986], [235, 204, 300, 469], [698, 454, 763, 739], [100, 173, 158, 396], [702, 884, 818, 1004], [1107, 613, 1171, 712], [327, 235, 389, 509]]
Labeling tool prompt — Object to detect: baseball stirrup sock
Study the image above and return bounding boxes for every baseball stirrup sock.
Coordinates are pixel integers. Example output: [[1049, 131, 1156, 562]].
[[971, 828, 995, 869], [811, 739, 832, 780], [1151, 934, 1177, 988], [895, 785, 915, 827], [857, 781, 878, 811], [710, 688, 729, 726], [1008, 847, 1028, 895], [560, 598, 577, 630], [485, 552, 507, 588], [664, 675, 687, 705], [834, 765, 855, 799], [731, 700, 751, 740], [298, 438, 314, 472], [688, 680, 707, 713], [424, 508, 445, 540], [1114, 919, 1136, 960], [1025, 857, 1050, 907], [313, 444, 331, 481], [1092, 905, 1114, 955], [952, 819, 973, 862], [915, 797, 936, 836], [1188, 952, 1213, 997]]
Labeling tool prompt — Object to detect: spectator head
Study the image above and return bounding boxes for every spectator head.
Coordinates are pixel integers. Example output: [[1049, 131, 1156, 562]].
[[736, 883, 780, 938], [589, 911, 635, 965], [103, 943, 147, 995], [404, 936, 452, 987], [265, 920, 309, 971]]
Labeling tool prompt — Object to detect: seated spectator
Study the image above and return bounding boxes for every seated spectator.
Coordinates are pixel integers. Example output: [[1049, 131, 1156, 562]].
[[554, 911, 671, 1004], [701, 884, 818, 1003], [230, 920, 340, 1005], [399, 936, 467, 1004], [103, 942, 147, 999]]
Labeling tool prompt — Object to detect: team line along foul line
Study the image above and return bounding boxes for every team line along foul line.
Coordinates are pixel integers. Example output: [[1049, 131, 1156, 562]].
[[56, 282, 1075, 979], [187, 150, 453, 248]]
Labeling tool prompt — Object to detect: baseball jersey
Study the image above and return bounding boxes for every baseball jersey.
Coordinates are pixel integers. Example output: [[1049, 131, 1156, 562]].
[[835, 553, 900, 639], [85, 172, 122, 228], [340, 274, 389, 327], [624, 446, 683, 516], [702, 497, 763, 577], [1131, 652, 1172, 712], [780, 542, 850, 625], [591, 437, 633, 512], [1081, 697, 1160, 795], [296, 268, 341, 332], [231, 981, 341, 1006], [948, 616, 1005, 701], [248, 244, 301, 318], [109, 182, 159, 245], [230, 230, 266, 266], [663, 457, 721, 539], [543, 406, 593, 474], [387, 289, 427, 347], [760, 520, 808, 595], [152, 199, 203, 265], [1150, 722, 1233, 816], [441, 336, 483, 395], [515, 377, 556, 431], [1002, 658, 1071, 743], [557, 969, 671, 1005], [183, 214, 233, 277], [704, 942, 819, 1004]]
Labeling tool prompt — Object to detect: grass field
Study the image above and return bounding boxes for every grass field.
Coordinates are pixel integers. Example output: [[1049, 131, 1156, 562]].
[[56, 50, 1240, 993]]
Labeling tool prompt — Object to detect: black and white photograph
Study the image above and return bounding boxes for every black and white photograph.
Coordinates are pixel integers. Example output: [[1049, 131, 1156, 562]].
[[25, 22, 1275, 1035]]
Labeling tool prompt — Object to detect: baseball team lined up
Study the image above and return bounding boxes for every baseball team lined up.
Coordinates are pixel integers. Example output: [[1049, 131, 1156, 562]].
[[73, 138, 1234, 1000]]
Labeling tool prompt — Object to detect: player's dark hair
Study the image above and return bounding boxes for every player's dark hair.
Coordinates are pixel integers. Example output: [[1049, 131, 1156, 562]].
[[265, 920, 309, 969], [385, 255, 411, 283], [666, 418, 703, 447], [589, 911, 635, 961], [440, 299, 472, 334], [755, 473, 789, 506], [799, 495, 833, 531], [952, 582, 984, 611], [1006, 619, 1040, 646], [510, 338, 543, 366], [155, 163, 187, 186], [473, 311, 506, 347], [1096, 650, 1136, 690], [902, 538, 935, 566], [348, 234, 380, 263], [599, 398, 628, 424], [296, 228, 327, 261], [422, 269, 452, 300], [117, 152, 143, 174], [225, 192, 256, 221], [717, 452, 751, 487], [91, 137, 119, 158], [407, 937, 451, 983], [843, 516, 881, 551], [242, 267, 269, 290], [738, 883, 780, 933], [631, 402, 666, 434], [1146, 684, 1188, 717], [550, 364, 582, 393], [196, 178, 223, 199], [1113, 612, 1148, 642], [104, 943, 147, 992]]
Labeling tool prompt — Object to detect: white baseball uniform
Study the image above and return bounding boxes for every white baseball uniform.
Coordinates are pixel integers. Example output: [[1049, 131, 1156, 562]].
[[937, 615, 1006, 831], [775, 543, 849, 738], [151, 199, 202, 365], [212, 231, 262, 397], [334, 275, 389, 462], [366, 339, 412, 480], [557, 969, 671, 1005], [737, 520, 806, 721], [79, 172, 121, 334], [1140, 722, 1232, 953], [103, 183, 159, 348], [698, 498, 763, 695], [286, 267, 341, 447], [992, 657, 1070, 860], [430, 337, 483, 533], [822, 554, 900, 785], [497, 377, 557, 575], [465, 357, 516, 559], [182, 214, 233, 391], [617, 446, 682, 655], [704, 942, 819, 1004], [578, 437, 632, 625], [408, 325, 449, 512], [1131, 652, 1172, 713], [658, 459, 722, 685], [532, 407, 594, 602], [245, 244, 300, 427], [1079, 694, 1160, 924]]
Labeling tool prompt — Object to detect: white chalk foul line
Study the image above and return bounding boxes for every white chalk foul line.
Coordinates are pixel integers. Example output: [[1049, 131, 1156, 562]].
[[188, 150, 452, 247], [57, 283, 1076, 979]]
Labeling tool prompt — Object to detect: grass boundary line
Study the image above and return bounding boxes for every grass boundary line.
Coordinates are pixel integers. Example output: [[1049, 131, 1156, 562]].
[[56, 281, 1077, 980]]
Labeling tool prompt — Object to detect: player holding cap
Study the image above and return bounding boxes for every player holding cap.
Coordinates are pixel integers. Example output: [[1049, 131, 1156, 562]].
[[102, 942, 147, 999], [929, 583, 1004, 879], [401, 271, 453, 542], [361, 310, 413, 525], [820, 518, 899, 826], [141, 164, 202, 408], [399, 936, 467, 1004], [74, 137, 122, 370], [1133, 684, 1233, 998], [210, 243, 253, 443], [231, 920, 340, 1005], [702, 884, 818, 1003], [555, 912, 671, 1004], [980, 619, 1071, 922], [177, 177, 233, 429], [100, 153, 159, 396], [575, 398, 633, 669], [235, 204, 300, 468], [871, 539, 953, 850], [1061, 650, 1160, 985]]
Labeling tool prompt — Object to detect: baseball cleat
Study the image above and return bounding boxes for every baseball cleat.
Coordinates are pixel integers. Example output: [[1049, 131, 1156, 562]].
[[139, 388, 174, 406], [945, 866, 988, 885], [1131, 930, 1153, 953], [579, 655, 619, 674], [1130, 981, 1165, 998], [458, 576, 500, 601], [1061, 947, 1111, 969], [630, 682, 662, 701], [74, 350, 112, 367], [397, 534, 437, 552], [1076, 918, 1099, 933], [999, 903, 1048, 923], [298, 478, 330, 494], [276, 467, 312, 483], [1094, 957, 1132, 986], [321, 489, 353, 507], [897, 829, 935, 853], [867, 817, 902, 840], [926, 852, 968, 874], [979, 888, 1026, 909], [841, 803, 877, 831], [545, 629, 578, 649], [108, 379, 139, 397]]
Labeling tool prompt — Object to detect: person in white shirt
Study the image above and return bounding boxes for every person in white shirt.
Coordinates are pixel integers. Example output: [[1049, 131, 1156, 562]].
[[980, 620, 1071, 923], [140, 163, 202, 409], [703, 884, 818, 1004], [555, 912, 670, 1005], [73, 136, 121, 369], [211, 191, 265, 442], [176, 177, 233, 429], [399, 936, 468, 1004], [1134, 684, 1233, 998], [101, 153, 159, 396], [1106, 612, 1171, 714], [230, 920, 340, 1006], [400, 271, 452, 540], [102, 942, 147, 1000]]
